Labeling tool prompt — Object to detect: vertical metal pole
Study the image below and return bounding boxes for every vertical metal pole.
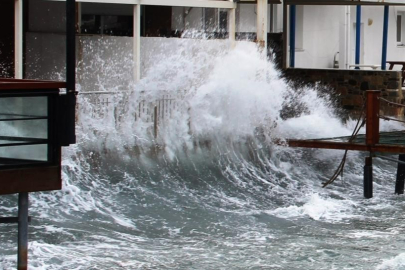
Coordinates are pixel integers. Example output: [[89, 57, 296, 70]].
[[18, 192, 29, 270], [395, 154, 405, 195], [289, 5, 296, 68], [381, 5, 389, 71], [133, 4, 141, 83], [364, 157, 373, 199], [66, 0, 76, 145], [355, 5, 361, 69]]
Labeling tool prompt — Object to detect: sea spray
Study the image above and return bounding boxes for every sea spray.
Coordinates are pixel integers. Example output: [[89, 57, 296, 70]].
[[0, 39, 404, 269]]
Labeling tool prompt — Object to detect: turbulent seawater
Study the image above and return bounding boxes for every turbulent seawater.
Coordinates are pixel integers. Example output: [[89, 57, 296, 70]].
[[1, 41, 405, 270]]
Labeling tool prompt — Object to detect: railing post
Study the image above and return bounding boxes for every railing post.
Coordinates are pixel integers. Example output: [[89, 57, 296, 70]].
[[396, 154, 405, 195], [364, 90, 380, 199], [364, 157, 373, 199], [154, 105, 158, 139]]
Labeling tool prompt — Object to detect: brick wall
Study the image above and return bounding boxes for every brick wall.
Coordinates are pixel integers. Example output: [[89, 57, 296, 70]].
[[283, 68, 403, 116]]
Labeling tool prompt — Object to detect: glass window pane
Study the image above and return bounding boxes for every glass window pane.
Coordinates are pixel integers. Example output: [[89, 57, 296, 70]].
[[0, 120, 47, 139], [0, 96, 49, 164], [0, 145, 47, 162], [0, 96, 47, 117]]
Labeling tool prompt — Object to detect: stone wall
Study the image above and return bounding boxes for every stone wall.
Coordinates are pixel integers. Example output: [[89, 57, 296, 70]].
[[283, 68, 404, 116]]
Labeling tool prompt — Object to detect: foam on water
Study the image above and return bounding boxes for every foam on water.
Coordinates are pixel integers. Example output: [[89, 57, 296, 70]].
[[377, 253, 405, 270], [1, 39, 405, 269], [268, 193, 359, 221]]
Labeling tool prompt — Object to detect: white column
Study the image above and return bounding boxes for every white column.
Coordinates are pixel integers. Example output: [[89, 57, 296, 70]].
[[345, 5, 351, 69], [133, 4, 141, 83], [256, 0, 268, 49], [15, 0, 23, 79], [228, 6, 236, 49]]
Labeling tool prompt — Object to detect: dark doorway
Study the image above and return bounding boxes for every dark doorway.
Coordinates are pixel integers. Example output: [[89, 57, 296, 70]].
[[144, 6, 172, 37], [0, 0, 15, 78]]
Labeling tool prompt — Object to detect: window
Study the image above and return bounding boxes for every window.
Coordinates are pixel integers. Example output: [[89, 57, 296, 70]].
[[81, 15, 133, 36], [203, 8, 228, 38]]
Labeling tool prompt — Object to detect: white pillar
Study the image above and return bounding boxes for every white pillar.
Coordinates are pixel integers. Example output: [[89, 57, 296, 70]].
[[345, 5, 351, 69], [15, 0, 23, 79], [256, 0, 268, 49], [133, 4, 141, 83], [229, 7, 236, 49]]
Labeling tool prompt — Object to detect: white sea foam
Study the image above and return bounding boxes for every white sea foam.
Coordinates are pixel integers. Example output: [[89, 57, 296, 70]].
[[269, 193, 357, 222], [377, 253, 405, 270]]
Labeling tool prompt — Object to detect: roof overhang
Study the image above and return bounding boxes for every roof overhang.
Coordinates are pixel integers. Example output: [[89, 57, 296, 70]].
[[237, 0, 282, 3], [46, 0, 237, 8], [285, 0, 405, 6]]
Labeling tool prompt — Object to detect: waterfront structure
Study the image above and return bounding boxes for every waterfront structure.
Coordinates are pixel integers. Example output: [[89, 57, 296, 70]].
[[1, 0, 405, 83]]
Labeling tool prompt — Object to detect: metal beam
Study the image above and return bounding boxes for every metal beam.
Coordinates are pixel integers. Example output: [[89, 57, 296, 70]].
[[15, 0, 23, 79], [140, 0, 236, 8], [286, 140, 405, 154], [48, 0, 237, 8]]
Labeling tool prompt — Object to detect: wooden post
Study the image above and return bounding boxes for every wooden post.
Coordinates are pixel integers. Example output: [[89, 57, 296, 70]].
[[364, 157, 373, 199], [364, 90, 380, 199], [366, 90, 380, 146], [396, 154, 405, 194]]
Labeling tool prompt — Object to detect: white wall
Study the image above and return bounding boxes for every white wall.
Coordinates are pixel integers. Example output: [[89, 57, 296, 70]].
[[294, 6, 343, 69], [361, 6, 405, 70]]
